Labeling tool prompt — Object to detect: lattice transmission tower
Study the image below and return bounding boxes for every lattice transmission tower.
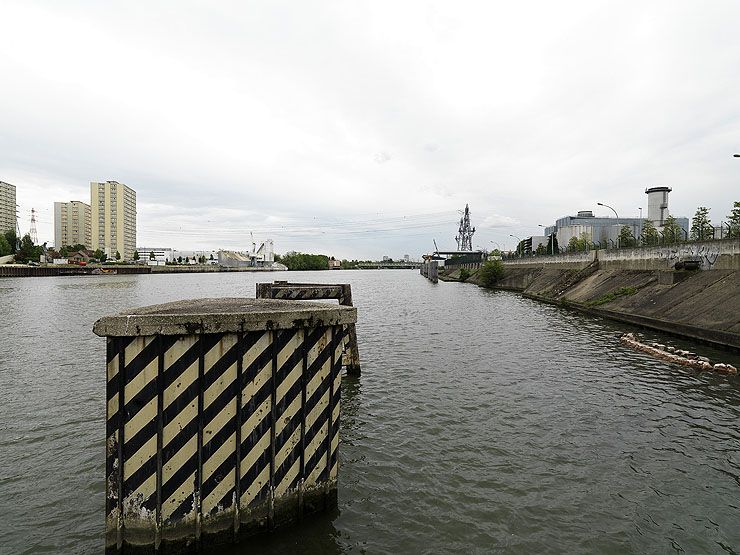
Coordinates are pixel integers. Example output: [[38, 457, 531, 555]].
[[29, 208, 38, 244], [455, 204, 475, 251]]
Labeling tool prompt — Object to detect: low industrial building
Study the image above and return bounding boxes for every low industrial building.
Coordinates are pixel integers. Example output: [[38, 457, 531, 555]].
[[136, 247, 174, 265], [219, 239, 275, 267]]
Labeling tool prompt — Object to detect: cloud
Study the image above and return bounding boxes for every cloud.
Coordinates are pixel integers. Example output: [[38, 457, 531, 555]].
[[1, 0, 739, 259], [373, 151, 392, 164]]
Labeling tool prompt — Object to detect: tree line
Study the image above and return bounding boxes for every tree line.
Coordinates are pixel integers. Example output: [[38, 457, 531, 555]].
[[563, 201, 740, 252]]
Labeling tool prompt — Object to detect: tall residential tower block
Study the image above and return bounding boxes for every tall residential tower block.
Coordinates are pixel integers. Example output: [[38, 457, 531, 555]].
[[54, 201, 92, 249], [91, 181, 136, 260], [0, 181, 17, 234]]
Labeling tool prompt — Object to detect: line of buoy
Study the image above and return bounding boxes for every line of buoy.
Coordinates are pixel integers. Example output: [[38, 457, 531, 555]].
[[620, 333, 738, 375]]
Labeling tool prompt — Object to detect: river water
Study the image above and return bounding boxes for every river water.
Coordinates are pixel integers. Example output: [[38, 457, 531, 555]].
[[1, 270, 739, 554]]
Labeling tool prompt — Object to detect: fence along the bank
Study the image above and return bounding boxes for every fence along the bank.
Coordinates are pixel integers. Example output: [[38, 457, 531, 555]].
[[94, 298, 356, 554]]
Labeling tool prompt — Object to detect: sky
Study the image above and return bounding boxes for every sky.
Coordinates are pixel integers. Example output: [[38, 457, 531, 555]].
[[1, 0, 739, 259]]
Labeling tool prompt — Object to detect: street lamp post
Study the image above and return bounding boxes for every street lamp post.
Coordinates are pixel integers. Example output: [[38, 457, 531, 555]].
[[538, 225, 555, 255], [597, 202, 620, 249], [509, 234, 522, 257]]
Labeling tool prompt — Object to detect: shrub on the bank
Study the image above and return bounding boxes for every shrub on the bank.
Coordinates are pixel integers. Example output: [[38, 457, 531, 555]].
[[478, 259, 504, 288], [459, 268, 470, 281], [280, 252, 330, 271]]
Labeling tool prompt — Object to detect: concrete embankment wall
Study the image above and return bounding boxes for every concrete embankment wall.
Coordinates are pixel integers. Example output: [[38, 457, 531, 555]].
[[479, 264, 740, 349], [0, 265, 152, 277], [500, 239, 740, 272], [598, 239, 740, 271], [151, 266, 282, 273], [449, 240, 740, 349]]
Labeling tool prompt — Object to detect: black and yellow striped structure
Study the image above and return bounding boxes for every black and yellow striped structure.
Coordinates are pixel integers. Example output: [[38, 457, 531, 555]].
[[94, 298, 357, 554], [256, 282, 361, 376]]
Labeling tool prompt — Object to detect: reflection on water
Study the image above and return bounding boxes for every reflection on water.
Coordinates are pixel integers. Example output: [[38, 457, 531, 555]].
[[55, 279, 138, 290], [0, 271, 738, 554]]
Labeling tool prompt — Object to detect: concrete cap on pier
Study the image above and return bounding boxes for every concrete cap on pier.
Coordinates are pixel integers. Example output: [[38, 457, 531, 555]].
[[93, 297, 357, 337]]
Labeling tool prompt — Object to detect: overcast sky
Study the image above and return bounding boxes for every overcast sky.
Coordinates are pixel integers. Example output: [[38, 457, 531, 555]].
[[1, 1, 739, 258]]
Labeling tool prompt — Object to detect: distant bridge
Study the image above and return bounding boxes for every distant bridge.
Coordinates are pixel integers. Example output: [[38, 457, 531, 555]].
[[356, 262, 422, 269]]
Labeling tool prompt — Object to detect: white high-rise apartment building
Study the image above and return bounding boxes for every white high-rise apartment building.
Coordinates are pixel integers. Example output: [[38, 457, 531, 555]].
[[90, 181, 136, 260], [54, 201, 92, 249], [0, 181, 16, 234]]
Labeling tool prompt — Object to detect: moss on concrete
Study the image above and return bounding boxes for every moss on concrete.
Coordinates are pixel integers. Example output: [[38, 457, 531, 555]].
[[586, 286, 638, 306]]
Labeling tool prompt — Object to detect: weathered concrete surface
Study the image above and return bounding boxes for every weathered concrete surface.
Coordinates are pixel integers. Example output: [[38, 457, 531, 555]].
[[502, 250, 596, 270], [599, 239, 740, 271], [93, 297, 357, 336], [499, 239, 740, 272], [97, 297, 349, 554], [456, 265, 740, 349]]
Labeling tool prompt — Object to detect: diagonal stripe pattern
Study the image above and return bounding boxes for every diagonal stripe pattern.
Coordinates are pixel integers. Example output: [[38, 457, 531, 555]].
[[107, 326, 343, 543], [255, 282, 360, 376]]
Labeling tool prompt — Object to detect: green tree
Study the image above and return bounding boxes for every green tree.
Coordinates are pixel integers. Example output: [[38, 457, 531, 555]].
[[618, 225, 636, 248], [133, 250, 140, 261], [280, 252, 330, 271], [690, 206, 713, 241], [726, 201, 740, 238], [478, 259, 505, 287], [3, 230, 17, 253], [115, 251, 121, 261], [662, 215, 683, 244], [568, 232, 591, 252], [150, 251, 156, 260], [15, 233, 43, 264], [209, 253, 214, 261], [535, 243, 546, 255], [640, 219, 659, 246], [177, 256, 183, 263], [0, 234, 11, 256]]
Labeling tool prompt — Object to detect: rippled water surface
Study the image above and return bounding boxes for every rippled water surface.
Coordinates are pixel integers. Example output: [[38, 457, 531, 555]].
[[1, 270, 739, 554]]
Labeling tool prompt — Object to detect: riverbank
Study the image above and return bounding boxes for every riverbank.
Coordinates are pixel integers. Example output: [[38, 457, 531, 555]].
[[0, 264, 152, 277], [0, 264, 289, 277], [151, 264, 283, 273], [443, 265, 740, 350]]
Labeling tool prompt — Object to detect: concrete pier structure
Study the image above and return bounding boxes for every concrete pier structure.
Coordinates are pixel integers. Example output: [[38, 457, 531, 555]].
[[94, 298, 356, 554], [256, 282, 361, 376]]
